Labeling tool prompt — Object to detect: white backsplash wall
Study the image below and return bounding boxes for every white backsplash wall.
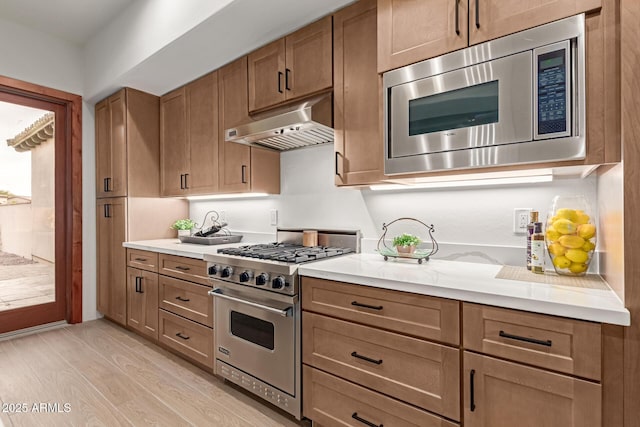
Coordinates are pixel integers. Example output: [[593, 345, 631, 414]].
[[190, 144, 598, 267]]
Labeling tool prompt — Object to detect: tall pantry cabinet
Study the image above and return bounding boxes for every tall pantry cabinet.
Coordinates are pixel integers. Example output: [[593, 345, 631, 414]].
[[95, 88, 187, 326]]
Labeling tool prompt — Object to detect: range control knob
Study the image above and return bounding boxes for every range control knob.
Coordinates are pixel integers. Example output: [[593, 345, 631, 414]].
[[256, 273, 269, 286], [221, 266, 233, 278], [271, 276, 286, 289], [208, 265, 219, 275], [239, 270, 253, 283]]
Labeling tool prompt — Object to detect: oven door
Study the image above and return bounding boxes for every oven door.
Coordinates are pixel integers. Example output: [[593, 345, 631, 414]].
[[387, 51, 533, 172], [212, 282, 296, 395]]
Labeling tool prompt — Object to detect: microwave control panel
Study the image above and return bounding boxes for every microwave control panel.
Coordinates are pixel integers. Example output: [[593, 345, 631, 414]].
[[534, 40, 572, 139]]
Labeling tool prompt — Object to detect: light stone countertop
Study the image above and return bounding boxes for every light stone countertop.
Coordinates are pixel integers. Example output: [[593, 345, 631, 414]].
[[122, 239, 255, 259], [298, 253, 630, 326], [122, 240, 629, 325]]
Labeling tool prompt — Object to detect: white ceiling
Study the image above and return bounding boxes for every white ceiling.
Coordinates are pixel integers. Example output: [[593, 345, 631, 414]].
[[0, 0, 134, 45]]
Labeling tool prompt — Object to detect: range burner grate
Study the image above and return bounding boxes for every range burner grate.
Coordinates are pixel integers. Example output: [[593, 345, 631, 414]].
[[218, 243, 353, 264]]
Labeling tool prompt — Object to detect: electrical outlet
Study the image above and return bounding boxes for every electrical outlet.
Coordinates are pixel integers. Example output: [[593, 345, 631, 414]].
[[270, 209, 278, 226], [219, 210, 227, 223], [513, 208, 532, 233]]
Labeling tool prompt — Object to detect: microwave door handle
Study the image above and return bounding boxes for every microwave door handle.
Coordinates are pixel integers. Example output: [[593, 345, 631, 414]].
[[209, 288, 292, 317]]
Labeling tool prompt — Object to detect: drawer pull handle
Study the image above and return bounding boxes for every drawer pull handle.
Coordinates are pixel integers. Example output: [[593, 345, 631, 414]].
[[176, 332, 190, 340], [134, 257, 147, 262], [352, 412, 382, 427], [499, 330, 552, 347], [351, 351, 383, 365], [174, 266, 191, 271], [470, 369, 476, 411], [351, 301, 383, 311], [175, 296, 190, 302]]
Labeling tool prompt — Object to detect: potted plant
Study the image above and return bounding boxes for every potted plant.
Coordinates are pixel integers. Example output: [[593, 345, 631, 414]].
[[171, 219, 196, 237], [392, 233, 421, 255]]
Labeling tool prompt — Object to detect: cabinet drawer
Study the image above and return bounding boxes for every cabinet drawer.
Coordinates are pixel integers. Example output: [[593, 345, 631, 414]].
[[158, 310, 213, 368], [301, 277, 459, 345], [159, 275, 213, 327], [303, 312, 459, 420], [127, 249, 158, 272], [159, 254, 209, 286], [463, 352, 601, 427], [303, 365, 458, 427], [463, 303, 602, 380]]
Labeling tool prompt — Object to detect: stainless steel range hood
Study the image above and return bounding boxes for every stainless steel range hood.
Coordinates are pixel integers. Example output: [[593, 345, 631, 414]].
[[224, 94, 333, 151]]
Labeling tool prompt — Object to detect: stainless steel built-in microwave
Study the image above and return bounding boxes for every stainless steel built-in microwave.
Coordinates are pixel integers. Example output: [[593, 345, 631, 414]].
[[383, 14, 586, 175]]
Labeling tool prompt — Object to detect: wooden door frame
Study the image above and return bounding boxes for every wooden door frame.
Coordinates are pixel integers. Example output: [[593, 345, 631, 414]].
[[0, 75, 82, 329]]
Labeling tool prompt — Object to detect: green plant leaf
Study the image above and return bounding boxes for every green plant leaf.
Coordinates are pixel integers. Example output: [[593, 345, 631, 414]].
[[392, 233, 421, 247], [170, 219, 196, 230]]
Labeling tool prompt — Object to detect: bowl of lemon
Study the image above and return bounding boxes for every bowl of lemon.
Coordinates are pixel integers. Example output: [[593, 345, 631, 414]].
[[545, 195, 596, 276]]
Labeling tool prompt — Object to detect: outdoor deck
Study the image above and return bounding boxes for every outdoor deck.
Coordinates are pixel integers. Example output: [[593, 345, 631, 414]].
[[0, 251, 54, 311]]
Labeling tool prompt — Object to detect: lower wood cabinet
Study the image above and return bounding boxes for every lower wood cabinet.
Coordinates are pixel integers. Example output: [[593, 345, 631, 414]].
[[303, 366, 457, 427], [159, 275, 213, 328], [303, 312, 459, 420], [463, 352, 601, 427], [126, 267, 159, 340], [158, 310, 213, 368]]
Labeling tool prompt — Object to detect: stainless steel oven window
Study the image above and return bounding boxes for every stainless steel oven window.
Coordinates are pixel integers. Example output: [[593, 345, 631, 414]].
[[230, 310, 275, 350]]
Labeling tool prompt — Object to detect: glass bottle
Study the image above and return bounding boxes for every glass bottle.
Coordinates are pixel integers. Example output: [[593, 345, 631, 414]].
[[527, 211, 539, 270], [531, 222, 545, 274]]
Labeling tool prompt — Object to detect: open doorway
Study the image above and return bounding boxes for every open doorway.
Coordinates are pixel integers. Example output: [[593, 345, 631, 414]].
[[0, 76, 82, 334], [0, 103, 56, 312]]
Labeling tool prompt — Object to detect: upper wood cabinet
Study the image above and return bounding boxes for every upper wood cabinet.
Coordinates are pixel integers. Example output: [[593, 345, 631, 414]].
[[248, 16, 332, 112], [469, 0, 602, 45], [334, 0, 384, 186], [378, 0, 602, 73], [160, 72, 219, 196], [377, 0, 467, 73], [95, 88, 160, 198], [218, 57, 280, 194]]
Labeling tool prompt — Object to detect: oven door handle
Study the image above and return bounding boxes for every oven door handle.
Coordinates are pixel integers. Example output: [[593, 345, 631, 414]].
[[209, 288, 292, 317]]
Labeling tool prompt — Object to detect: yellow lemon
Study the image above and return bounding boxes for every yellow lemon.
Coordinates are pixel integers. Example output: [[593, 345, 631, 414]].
[[565, 249, 589, 263], [558, 235, 585, 249], [575, 210, 590, 225], [569, 262, 588, 274], [553, 218, 577, 235], [547, 215, 559, 225], [556, 208, 578, 222], [553, 255, 572, 269], [582, 240, 596, 252], [577, 223, 596, 240], [546, 226, 561, 242], [548, 243, 566, 256]]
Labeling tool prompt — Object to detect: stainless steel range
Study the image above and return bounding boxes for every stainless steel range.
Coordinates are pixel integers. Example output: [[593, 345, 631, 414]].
[[205, 229, 360, 419]]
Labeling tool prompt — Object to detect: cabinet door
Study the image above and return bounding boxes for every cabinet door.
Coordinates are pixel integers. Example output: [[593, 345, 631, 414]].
[[250, 147, 280, 194], [95, 90, 127, 198], [186, 71, 219, 194], [95, 99, 111, 198], [96, 198, 127, 326], [469, 0, 601, 45], [160, 87, 189, 196], [218, 57, 251, 193], [248, 39, 286, 112], [285, 15, 333, 100], [464, 352, 601, 427], [377, 0, 467, 73], [127, 267, 159, 340], [334, 0, 383, 186]]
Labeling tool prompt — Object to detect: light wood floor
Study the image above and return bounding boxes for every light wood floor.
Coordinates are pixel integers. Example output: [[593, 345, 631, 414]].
[[0, 319, 301, 426]]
